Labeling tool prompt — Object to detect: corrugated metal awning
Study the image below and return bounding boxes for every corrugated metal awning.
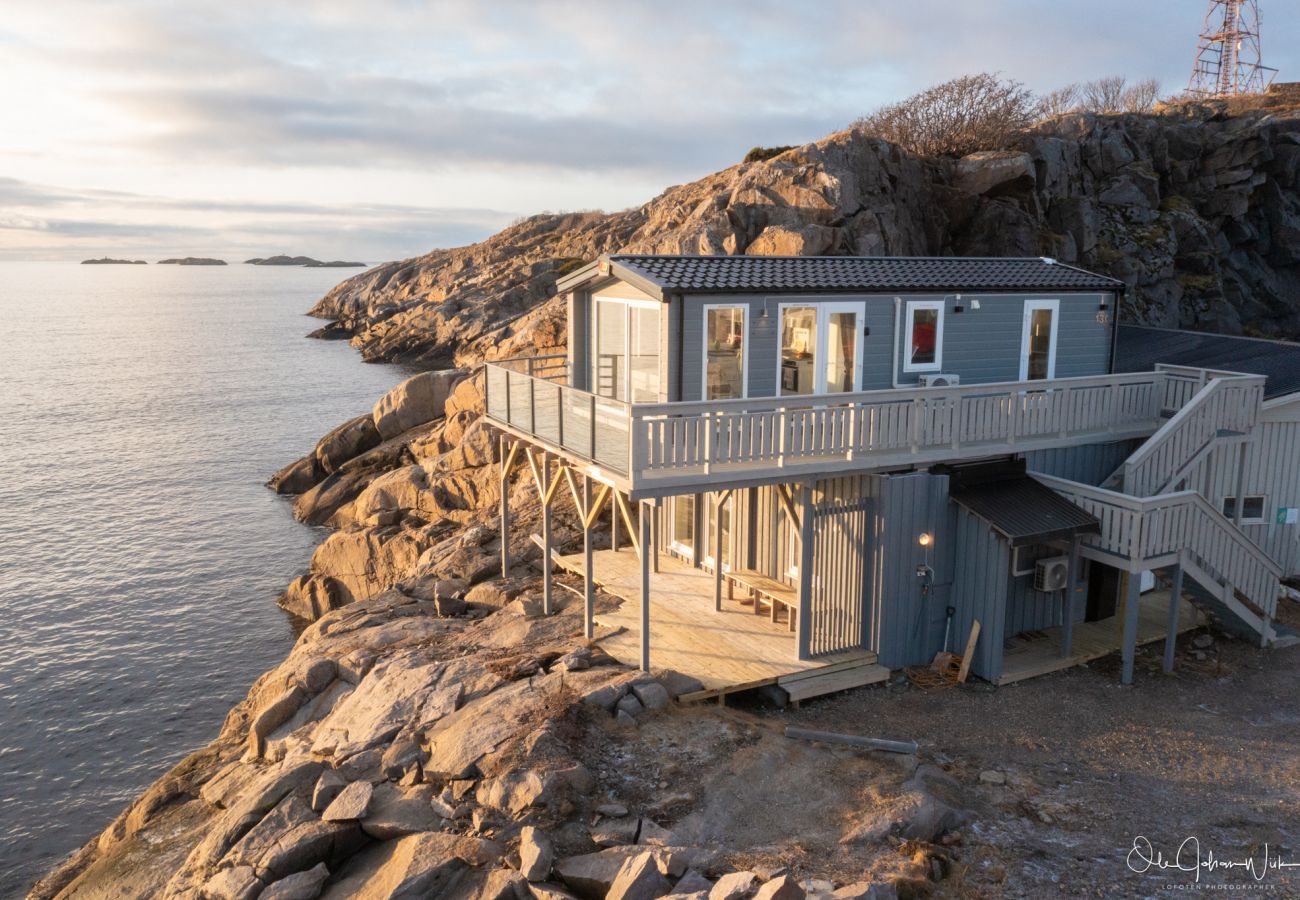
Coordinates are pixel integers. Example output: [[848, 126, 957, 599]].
[[950, 474, 1100, 547]]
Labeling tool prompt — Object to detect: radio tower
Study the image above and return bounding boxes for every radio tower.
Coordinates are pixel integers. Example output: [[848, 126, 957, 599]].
[[1187, 1, 1277, 97]]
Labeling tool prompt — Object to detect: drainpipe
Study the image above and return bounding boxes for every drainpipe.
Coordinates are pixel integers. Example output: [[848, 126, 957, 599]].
[[675, 292, 685, 402], [891, 296, 904, 388]]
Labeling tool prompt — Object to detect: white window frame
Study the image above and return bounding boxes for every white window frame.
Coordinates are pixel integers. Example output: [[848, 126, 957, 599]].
[[1019, 299, 1060, 381], [701, 304, 749, 400], [593, 296, 661, 402], [902, 299, 945, 373], [775, 301, 868, 394], [1222, 494, 1268, 525]]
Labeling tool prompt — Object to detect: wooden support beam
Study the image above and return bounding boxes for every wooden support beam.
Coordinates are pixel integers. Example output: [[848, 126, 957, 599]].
[[796, 483, 815, 660], [1163, 562, 1183, 673], [499, 436, 511, 578], [613, 491, 641, 559], [563, 465, 585, 518], [712, 490, 733, 613], [775, 483, 802, 542], [541, 452, 553, 616], [542, 465, 565, 509], [640, 500, 652, 672], [524, 446, 544, 495], [1062, 537, 1080, 658], [582, 483, 612, 531], [1120, 573, 1142, 685], [583, 476, 594, 639]]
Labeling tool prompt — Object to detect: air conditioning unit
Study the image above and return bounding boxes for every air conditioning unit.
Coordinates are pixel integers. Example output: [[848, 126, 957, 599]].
[[919, 373, 960, 388], [1033, 556, 1070, 592]]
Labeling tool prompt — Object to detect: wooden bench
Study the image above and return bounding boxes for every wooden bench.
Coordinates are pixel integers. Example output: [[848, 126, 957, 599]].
[[724, 568, 797, 632]]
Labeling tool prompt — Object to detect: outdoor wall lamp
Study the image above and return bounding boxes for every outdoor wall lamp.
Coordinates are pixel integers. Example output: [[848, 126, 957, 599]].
[[918, 532, 933, 547], [951, 293, 965, 313]]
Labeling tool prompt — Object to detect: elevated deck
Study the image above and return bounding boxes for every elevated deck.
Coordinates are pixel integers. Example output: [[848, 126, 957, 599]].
[[485, 359, 1221, 500], [554, 549, 886, 702], [998, 591, 1203, 684]]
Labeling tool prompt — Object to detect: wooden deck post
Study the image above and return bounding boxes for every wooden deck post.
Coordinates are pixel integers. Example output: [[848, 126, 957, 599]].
[[796, 483, 815, 660], [583, 475, 594, 640], [1163, 561, 1183, 673], [713, 493, 725, 612], [611, 498, 619, 552], [640, 500, 652, 672], [1061, 536, 1080, 658], [651, 502, 659, 573], [1120, 572, 1142, 685], [499, 435, 510, 578], [541, 452, 553, 616]]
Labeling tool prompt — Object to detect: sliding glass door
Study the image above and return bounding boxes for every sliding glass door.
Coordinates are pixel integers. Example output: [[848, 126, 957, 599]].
[[594, 298, 661, 402], [778, 302, 864, 395]]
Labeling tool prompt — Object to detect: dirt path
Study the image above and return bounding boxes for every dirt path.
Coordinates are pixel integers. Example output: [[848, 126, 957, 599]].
[[774, 633, 1300, 897]]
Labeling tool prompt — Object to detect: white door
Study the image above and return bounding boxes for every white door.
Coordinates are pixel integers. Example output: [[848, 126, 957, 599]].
[[1019, 299, 1059, 381], [777, 302, 865, 395]]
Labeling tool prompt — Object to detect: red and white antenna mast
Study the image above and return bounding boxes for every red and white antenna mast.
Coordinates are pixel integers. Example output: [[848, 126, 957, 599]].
[[1187, 0, 1277, 97]]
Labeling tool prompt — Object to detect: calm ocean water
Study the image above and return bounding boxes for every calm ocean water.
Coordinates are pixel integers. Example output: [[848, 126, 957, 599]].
[[0, 262, 407, 896]]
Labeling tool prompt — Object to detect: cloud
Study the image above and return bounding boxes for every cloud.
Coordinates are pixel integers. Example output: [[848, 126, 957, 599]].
[[0, 177, 515, 261], [3, 0, 1297, 260]]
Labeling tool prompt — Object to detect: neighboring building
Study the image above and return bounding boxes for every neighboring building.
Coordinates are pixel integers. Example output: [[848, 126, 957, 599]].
[[483, 255, 1292, 701]]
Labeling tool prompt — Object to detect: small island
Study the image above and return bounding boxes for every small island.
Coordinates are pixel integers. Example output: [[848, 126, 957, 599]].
[[245, 255, 366, 267], [80, 257, 147, 265], [158, 257, 227, 265]]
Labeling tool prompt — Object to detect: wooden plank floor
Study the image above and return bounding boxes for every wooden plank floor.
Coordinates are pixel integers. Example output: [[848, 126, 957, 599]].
[[555, 549, 876, 693], [997, 591, 1203, 685]]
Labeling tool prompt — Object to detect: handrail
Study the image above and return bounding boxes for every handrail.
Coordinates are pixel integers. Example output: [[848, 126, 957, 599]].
[[1121, 375, 1265, 496], [629, 370, 1168, 417], [1035, 472, 1280, 617]]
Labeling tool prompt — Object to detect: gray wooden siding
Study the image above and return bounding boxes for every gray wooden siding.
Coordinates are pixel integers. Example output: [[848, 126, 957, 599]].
[[890, 292, 1112, 387], [949, 507, 1010, 682], [1024, 439, 1141, 486], [1189, 417, 1300, 577], [672, 290, 1112, 400], [569, 290, 590, 391]]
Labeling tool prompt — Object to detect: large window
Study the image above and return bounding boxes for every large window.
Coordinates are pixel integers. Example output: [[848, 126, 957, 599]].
[[1020, 299, 1059, 381], [594, 298, 660, 402], [704, 306, 747, 400], [779, 306, 818, 396], [670, 496, 695, 559], [904, 300, 943, 372]]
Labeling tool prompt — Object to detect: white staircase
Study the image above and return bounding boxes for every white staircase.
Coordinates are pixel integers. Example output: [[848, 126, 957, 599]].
[[1102, 372, 1264, 496], [1036, 367, 1283, 648]]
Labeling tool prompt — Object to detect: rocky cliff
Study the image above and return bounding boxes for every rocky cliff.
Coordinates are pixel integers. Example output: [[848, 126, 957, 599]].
[[311, 103, 1300, 368]]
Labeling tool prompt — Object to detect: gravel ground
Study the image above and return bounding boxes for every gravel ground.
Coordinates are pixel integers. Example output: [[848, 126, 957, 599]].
[[774, 626, 1300, 898]]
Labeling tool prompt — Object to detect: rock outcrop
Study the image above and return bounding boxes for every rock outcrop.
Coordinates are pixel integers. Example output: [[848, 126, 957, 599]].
[[310, 104, 1300, 369]]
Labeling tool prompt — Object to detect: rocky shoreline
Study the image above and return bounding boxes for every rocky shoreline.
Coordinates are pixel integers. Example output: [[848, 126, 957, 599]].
[[31, 101, 1300, 899], [31, 358, 950, 899]]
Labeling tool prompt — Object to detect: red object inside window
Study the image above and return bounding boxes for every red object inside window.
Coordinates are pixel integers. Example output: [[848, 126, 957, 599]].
[[912, 321, 936, 363]]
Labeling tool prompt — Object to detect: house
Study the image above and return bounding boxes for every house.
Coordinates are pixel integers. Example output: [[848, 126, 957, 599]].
[[483, 254, 1293, 701]]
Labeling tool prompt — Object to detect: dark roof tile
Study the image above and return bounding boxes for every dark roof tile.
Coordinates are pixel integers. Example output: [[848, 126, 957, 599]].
[[607, 254, 1122, 295]]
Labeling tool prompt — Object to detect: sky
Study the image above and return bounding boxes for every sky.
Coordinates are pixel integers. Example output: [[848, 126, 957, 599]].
[[1, 0, 1295, 263]]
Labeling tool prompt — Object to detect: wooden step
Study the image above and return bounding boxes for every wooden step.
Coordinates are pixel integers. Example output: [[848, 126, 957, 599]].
[[779, 663, 890, 703]]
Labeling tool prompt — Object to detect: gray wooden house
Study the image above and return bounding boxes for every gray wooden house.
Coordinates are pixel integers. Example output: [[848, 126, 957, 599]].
[[484, 255, 1292, 701]]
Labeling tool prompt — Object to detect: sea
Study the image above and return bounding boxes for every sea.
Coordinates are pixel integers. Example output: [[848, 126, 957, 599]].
[[0, 261, 409, 896]]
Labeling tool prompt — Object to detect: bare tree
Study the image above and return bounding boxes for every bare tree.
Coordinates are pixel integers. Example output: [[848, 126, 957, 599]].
[[1039, 83, 1082, 117], [1120, 78, 1161, 112], [854, 73, 1038, 157], [1081, 76, 1129, 113]]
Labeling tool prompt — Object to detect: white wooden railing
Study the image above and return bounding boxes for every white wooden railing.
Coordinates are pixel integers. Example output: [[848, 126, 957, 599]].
[[1120, 374, 1264, 496], [483, 360, 1225, 489], [627, 372, 1169, 486], [1036, 473, 1280, 624]]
